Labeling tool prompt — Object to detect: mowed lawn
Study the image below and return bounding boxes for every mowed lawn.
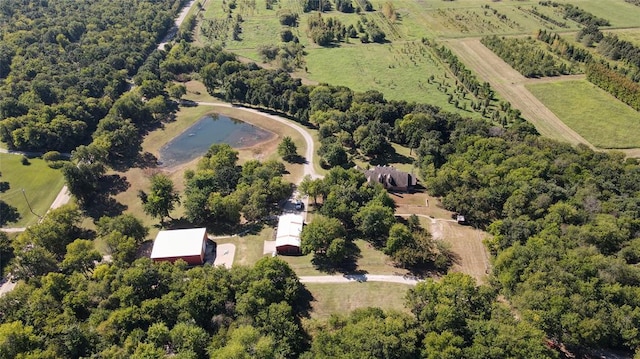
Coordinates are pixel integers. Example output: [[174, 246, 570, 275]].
[[0, 154, 64, 227], [527, 80, 640, 149], [303, 282, 412, 320]]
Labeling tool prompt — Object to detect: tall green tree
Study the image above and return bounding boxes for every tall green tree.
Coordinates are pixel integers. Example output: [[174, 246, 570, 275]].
[[278, 136, 298, 162], [139, 174, 180, 225]]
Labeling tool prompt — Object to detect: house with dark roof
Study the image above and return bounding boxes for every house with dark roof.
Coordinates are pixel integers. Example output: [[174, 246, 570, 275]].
[[361, 165, 417, 192]]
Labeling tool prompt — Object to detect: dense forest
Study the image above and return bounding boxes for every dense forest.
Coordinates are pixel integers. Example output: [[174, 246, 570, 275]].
[[192, 44, 640, 355], [4, 1, 640, 357], [0, 0, 186, 151]]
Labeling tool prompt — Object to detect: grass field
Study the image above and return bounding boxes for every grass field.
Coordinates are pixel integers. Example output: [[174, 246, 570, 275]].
[[304, 42, 464, 109], [527, 80, 640, 149], [303, 282, 411, 319], [280, 239, 410, 276], [0, 154, 64, 228]]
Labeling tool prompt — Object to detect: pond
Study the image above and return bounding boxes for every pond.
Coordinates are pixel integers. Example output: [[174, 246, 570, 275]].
[[159, 113, 274, 167]]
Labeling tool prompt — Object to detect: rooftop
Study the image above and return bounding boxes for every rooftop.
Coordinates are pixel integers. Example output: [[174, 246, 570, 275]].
[[150, 227, 207, 259]]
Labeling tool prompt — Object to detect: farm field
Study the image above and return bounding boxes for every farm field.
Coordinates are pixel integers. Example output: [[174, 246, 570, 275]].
[[526, 80, 640, 149], [0, 154, 64, 228], [446, 38, 593, 147], [609, 28, 640, 46]]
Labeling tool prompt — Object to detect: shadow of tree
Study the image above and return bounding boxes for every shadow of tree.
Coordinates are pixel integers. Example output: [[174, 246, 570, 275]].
[[310, 241, 363, 274], [369, 146, 414, 166], [0, 202, 20, 226], [84, 196, 127, 220], [284, 154, 307, 165]]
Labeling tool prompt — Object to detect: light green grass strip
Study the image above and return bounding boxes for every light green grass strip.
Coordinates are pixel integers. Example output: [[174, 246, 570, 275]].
[[527, 80, 640, 149], [0, 154, 65, 227]]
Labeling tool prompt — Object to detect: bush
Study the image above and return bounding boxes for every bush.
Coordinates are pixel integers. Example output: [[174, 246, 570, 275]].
[[43, 151, 62, 162], [47, 160, 66, 169], [281, 29, 294, 42], [21, 156, 30, 165]]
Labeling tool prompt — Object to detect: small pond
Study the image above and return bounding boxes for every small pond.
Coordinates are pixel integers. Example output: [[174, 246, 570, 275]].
[[159, 113, 273, 167]]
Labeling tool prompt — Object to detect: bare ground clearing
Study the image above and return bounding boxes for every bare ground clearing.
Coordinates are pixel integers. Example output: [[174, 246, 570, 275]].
[[394, 190, 491, 284], [445, 38, 593, 149]]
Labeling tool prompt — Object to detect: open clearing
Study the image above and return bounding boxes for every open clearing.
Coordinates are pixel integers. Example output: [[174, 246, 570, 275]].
[[0, 154, 64, 228], [394, 189, 490, 284], [303, 282, 411, 319], [527, 80, 640, 149]]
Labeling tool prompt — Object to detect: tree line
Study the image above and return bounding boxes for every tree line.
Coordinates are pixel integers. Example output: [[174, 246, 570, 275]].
[[538, 1, 610, 27], [481, 35, 573, 78], [586, 62, 640, 111]]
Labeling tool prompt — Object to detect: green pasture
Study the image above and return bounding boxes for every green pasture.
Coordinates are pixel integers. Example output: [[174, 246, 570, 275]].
[[609, 28, 640, 46], [282, 239, 410, 276], [0, 154, 65, 228], [526, 80, 640, 149], [304, 282, 412, 319], [304, 42, 467, 110], [568, 0, 640, 28]]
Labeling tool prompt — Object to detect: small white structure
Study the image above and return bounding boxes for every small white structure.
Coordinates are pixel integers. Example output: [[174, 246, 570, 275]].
[[275, 213, 304, 254], [150, 228, 208, 265]]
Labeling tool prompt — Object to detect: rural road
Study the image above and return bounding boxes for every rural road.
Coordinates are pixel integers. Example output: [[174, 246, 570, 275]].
[[299, 274, 421, 285], [157, 0, 197, 50], [196, 102, 321, 181]]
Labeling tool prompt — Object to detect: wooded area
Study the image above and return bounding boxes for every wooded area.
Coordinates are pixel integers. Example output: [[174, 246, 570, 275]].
[[3, 0, 640, 357], [0, 0, 186, 152]]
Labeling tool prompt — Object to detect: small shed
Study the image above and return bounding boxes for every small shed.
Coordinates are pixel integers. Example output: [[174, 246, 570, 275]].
[[150, 228, 208, 265], [275, 213, 304, 255]]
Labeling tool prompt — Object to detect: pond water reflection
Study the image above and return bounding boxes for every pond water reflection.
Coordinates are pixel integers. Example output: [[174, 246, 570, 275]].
[[159, 113, 273, 167]]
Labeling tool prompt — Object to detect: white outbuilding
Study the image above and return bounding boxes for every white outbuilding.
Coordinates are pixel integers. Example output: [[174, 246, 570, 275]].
[[275, 213, 304, 255], [150, 227, 208, 265]]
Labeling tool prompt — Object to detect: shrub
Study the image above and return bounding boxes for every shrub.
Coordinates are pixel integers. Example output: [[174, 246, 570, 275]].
[[43, 151, 62, 162]]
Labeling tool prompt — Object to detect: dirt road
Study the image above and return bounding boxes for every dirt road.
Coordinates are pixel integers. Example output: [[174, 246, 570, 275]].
[[300, 274, 420, 285], [446, 38, 594, 149]]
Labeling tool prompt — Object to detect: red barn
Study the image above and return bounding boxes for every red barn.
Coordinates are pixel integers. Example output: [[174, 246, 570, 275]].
[[150, 228, 207, 265]]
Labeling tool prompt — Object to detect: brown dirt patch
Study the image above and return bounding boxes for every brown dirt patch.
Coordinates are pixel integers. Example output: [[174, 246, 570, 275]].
[[393, 190, 491, 284], [433, 221, 490, 284]]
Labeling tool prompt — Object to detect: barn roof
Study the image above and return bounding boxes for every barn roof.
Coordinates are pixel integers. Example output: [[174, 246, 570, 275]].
[[150, 227, 207, 260], [276, 213, 304, 248]]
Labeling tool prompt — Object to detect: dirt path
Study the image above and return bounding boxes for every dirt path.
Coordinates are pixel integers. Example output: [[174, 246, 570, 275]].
[[445, 38, 594, 149], [49, 185, 71, 211], [300, 274, 420, 285], [158, 0, 198, 50]]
